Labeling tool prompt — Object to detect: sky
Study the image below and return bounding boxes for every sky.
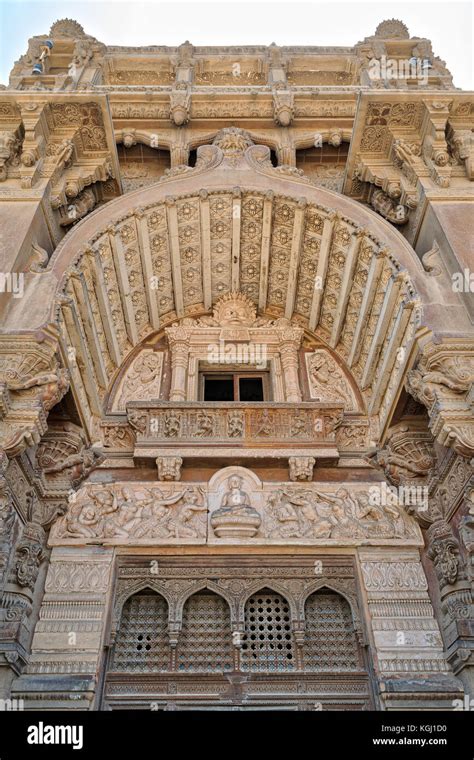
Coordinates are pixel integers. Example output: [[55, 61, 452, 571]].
[[0, 0, 472, 89]]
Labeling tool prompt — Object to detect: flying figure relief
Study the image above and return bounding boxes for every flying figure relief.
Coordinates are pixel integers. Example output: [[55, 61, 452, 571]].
[[264, 486, 411, 540], [54, 485, 207, 541]]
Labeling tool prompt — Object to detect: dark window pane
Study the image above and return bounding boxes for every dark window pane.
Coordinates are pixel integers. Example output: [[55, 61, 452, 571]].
[[239, 377, 264, 401], [204, 377, 234, 401]]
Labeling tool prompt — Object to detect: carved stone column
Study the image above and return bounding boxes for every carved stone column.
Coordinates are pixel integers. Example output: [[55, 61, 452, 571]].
[[359, 548, 463, 709], [277, 325, 303, 403], [427, 519, 460, 588], [11, 546, 115, 709], [165, 325, 191, 401], [440, 484, 474, 693]]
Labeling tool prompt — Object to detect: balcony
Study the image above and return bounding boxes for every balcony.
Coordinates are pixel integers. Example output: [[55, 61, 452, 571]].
[[126, 402, 343, 460]]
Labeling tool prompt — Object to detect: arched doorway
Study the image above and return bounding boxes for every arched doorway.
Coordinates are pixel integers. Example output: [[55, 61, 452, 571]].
[[8, 128, 460, 712]]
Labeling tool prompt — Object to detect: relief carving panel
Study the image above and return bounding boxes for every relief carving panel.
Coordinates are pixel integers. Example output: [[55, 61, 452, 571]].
[[50, 467, 421, 547]]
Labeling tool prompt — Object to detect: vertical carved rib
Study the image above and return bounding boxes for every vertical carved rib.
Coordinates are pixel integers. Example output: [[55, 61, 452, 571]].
[[285, 199, 306, 320], [108, 227, 139, 345], [348, 250, 385, 368], [199, 191, 212, 310], [166, 197, 184, 318], [361, 273, 404, 389], [330, 228, 364, 348], [136, 210, 160, 330], [258, 190, 273, 312], [368, 301, 414, 414], [58, 314, 92, 424], [60, 298, 102, 415], [231, 189, 242, 292], [309, 211, 336, 331], [70, 271, 109, 389], [90, 247, 122, 367]]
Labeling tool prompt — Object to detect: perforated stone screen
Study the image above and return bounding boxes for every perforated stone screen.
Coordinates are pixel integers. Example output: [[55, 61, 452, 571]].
[[112, 590, 169, 672], [241, 589, 295, 672], [177, 591, 233, 672], [304, 589, 360, 671]]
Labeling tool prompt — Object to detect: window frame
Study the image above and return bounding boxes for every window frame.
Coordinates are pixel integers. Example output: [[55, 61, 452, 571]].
[[199, 366, 271, 402]]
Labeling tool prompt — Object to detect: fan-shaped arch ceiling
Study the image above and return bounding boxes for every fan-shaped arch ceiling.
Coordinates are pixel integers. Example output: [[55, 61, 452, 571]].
[[9, 127, 457, 441]]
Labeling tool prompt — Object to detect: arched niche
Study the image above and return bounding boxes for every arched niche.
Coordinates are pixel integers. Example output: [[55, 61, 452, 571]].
[[303, 588, 363, 672], [240, 586, 296, 672], [104, 296, 366, 415], [177, 589, 233, 673], [5, 128, 468, 455], [111, 588, 169, 673]]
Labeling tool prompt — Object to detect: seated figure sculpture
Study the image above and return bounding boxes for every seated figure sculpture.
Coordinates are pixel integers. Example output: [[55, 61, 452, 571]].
[[211, 475, 261, 538], [216, 475, 255, 515]]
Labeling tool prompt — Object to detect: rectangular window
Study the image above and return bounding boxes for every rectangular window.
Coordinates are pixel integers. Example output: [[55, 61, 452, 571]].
[[200, 371, 268, 401]]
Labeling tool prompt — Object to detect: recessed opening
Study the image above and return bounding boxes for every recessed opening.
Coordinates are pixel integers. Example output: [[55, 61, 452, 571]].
[[204, 375, 234, 401], [201, 371, 269, 401], [239, 376, 264, 401]]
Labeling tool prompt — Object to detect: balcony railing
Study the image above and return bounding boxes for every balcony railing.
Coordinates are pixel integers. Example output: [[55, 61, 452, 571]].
[[126, 402, 343, 457]]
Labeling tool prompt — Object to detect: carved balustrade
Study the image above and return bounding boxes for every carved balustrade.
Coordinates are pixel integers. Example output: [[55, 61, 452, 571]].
[[126, 402, 343, 459]]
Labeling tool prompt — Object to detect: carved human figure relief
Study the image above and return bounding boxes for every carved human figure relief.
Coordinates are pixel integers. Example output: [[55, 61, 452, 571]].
[[112, 350, 164, 412], [210, 474, 262, 538], [50, 471, 420, 546], [305, 350, 356, 410], [51, 484, 207, 543]]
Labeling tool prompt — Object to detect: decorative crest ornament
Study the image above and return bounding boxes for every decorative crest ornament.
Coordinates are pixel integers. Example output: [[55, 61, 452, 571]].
[[211, 291, 257, 326], [374, 20, 410, 39], [213, 127, 254, 157]]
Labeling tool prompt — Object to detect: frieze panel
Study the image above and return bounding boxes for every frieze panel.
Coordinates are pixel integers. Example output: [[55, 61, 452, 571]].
[[127, 402, 343, 451], [361, 560, 428, 591], [44, 559, 112, 593], [49, 467, 421, 546]]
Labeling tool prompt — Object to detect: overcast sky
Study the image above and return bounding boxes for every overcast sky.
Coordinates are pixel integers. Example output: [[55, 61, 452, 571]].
[[0, 1, 472, 89]]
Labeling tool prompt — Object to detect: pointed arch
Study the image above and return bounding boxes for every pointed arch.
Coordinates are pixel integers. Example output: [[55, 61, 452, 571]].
[[240, 586, 296, 672], [177, 588, 234, 673], [111, 587, 169, 672], [303, 587, 364, 672]]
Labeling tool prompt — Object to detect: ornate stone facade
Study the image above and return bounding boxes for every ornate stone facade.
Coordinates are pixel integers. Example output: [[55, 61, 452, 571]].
[[0, 19, 472, 711]]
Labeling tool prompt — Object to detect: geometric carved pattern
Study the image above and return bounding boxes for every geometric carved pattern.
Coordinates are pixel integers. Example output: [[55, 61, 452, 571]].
[[241, 589, 295, 672], [112, 590, 169, 672], [304, 590, 360, 671], [177, 591, 233, 673]]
